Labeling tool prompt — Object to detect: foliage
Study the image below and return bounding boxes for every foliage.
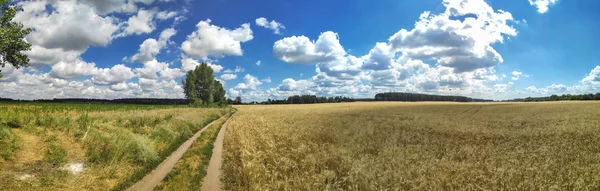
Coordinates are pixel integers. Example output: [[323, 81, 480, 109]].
[[0, 125, 20, 161], [224, 102, 600, 190], [182, 63, 226, 106], [0, 0, 32, 78], [505, 93, 600, 102], [262, 95, 355, 104], [43, 142, 67, 167], [375, 92, 492, 102]]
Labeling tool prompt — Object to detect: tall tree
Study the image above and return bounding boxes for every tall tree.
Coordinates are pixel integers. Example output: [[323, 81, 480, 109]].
[[182, 70, 197, 100], [213, 80, 225, 103], [195, 63, 214, 104], [0, 0, 32, 78], [182, 63, 226, 106]]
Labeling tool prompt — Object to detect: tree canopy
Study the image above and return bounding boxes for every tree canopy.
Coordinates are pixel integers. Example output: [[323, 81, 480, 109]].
[[0, 0, 32, 78], [182, 63, 226, 106]]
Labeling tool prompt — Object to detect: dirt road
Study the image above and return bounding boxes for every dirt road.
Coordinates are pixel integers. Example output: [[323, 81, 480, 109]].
[[200, 113, 236, 191], [126, 115, 228, 191]]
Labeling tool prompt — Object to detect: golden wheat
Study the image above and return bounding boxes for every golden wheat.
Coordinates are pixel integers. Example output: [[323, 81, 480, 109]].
[[223, 102, 600, 190]]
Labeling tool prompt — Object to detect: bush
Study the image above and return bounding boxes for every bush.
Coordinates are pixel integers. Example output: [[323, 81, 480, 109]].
[[44, 143, 67, 167], [190, 98, 204, 107], [124, 132, 158, 165], [0, 125, 21, 161], [84, 128, 158, 166]]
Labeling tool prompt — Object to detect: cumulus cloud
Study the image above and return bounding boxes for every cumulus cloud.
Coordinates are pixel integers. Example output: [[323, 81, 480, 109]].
[[273, 31, 346, 64], [388, 0, 516, 73], [234, 74, 262, 90], [528, 0, 558, 13], [92, 64, 136, 85], [15, 0, 120, 52], [180, 57, 224, 73], [79, 0, 146, 14], [121, 9, 157, 36], [130, 28, 177, 63], [50, 60, 98, 79], [1, 0, 190, 100], [278, 78, 314, 91], [255, 17, 285, 34], [181, 19, 253, 59], [134, 59, 184, 80], [220, 73, 237, 81]]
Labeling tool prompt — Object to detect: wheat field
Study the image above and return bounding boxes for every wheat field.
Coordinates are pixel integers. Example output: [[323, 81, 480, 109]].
[[223, 102, 600, 190]]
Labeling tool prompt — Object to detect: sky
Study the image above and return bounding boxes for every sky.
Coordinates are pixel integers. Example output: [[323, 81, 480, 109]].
[[1, 0, 600, 101]]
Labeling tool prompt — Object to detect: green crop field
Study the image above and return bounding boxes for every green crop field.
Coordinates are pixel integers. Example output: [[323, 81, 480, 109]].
[[223, 102, 600, 190], [0, 102, 230, 190]]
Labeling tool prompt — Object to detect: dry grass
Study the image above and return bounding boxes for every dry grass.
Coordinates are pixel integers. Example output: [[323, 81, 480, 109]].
[[223, 101, 600, 190], [0, 103, 229, 190]]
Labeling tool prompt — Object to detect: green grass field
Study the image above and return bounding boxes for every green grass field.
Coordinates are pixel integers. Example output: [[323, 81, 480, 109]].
[[0, 103, 229, 190], [224, 102, 600, 190]]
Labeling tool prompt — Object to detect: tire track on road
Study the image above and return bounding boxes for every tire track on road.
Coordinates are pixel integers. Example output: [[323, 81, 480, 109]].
[[126, 114, 229, 191], [200, 112, 236, 191]]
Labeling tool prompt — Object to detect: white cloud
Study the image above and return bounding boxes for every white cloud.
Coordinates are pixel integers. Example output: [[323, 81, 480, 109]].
[[122, 9, 157, 36], [528, 0, 558, 13], [255, 17, 285, 34], [256, 60, 261, 66], [25, 45, 84, 66], [235, 66, 244, 73], [80, 0, 143, 14], [156, 11, 177, 20], [15, 1, 120, 52], [92, 64, 136, 85], [134, 59, 170, 80], [220, 73, 237, 81], [278, 78, 314, 91], [223, 66, 244, 73], [261, 77, 272, 83], [388, 0, 516, 73], [511, 71, 529, 81], [131, 39, 161, 63], [273, 31, 346, 64], [181, 19, 253, 59], [50, 60, 98, 79], [180, 57, 224, 73], [130, 28, 177, 63], [234, 74, 262, 90]]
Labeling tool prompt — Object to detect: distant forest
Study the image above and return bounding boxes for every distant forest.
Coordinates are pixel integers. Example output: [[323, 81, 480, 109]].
[[255, 95, 355, 104], [503, 93, 600, 102], [374, 92, 493, 102]]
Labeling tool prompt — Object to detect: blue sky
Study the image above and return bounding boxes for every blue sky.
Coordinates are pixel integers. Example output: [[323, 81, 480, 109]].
[[2, 0, 600, 101]]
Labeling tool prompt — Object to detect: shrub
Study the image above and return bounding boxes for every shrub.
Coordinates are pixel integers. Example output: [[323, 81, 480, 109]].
[[44, 143, 67, 167], [0, 125, 21, 161], [124, 132, 159, 165]]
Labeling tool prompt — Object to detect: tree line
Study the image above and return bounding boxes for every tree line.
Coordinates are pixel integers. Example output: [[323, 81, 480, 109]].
[[504, 93, 600, 102], [254, 95, 355, 104], [374, 92, 493, 102]]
